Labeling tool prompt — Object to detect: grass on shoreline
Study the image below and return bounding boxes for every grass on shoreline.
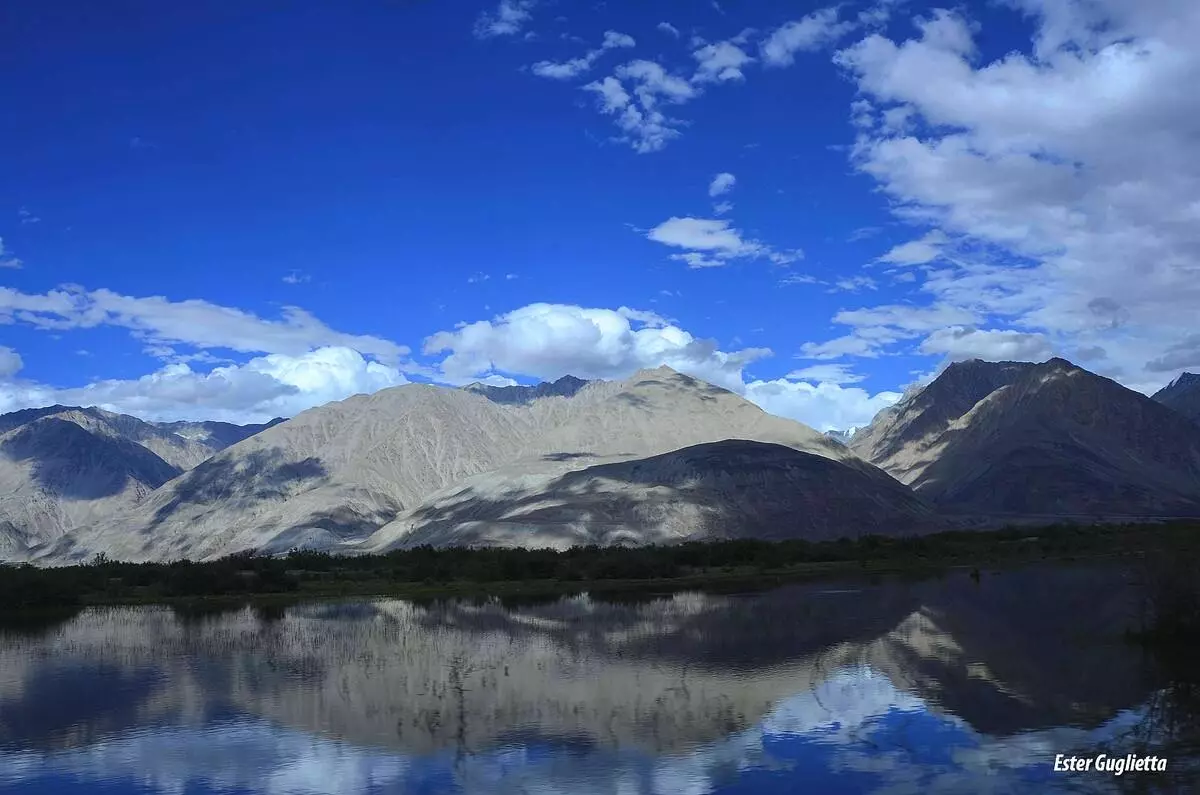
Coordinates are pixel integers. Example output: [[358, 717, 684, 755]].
[[3, 520, 1198, 614]]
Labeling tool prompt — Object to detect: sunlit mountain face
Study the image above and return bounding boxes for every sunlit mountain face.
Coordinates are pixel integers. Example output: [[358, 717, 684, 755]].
[[2, 565, 1192, 794]]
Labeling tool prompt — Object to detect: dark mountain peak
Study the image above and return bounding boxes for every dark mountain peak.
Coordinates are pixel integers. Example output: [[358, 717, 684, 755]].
[[463, 374, 592, 404], [1160, 371, 1200, 392], [0, 404, 84, 434], [1153, 371, 1200, 424], [1039, 356, 1082, 372]]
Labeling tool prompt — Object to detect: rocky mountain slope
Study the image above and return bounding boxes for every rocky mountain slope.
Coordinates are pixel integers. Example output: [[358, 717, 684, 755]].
[[849, 360, 1036, 476], [1153, 372, 1200, 424], [0, 406, 283, 555], [44, 367, 923, 563], [463, 374, 589, 404], [853, 358, 1200, 517], [367, 439, 937, 550]]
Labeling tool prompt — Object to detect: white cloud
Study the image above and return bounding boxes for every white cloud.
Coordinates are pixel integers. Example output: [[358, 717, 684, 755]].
[[18, 207, 40, 225], [744, 378, 901, 432], [582, 60, 698, 153], [712, 200, 734, 215], [423, 302, 770, 392], [708, 172, 736, 197], [422, 302, 897, 431], [0, 347, 408, 424], [0, 238, 23, 270], [580, 29, 757, 151], [830, 276, 878, 292], [692, 40, 755, 83], [618, 59, 697, 103], [787, 363, 866, 384], [831, 0, 1200, 385], [800, 298, 982, 359], [530, 29, 636, 80], [799, 334, 884, 360], [0, 285, 407, 363], [532, 55, 598, 80], [761, 7, 855, 67], [649, 218, 744, 251], [877, 229, 948, 265], [474, 0, 538, 39], [281, 270, 311, 285], [602, 30, 636, 49], [657, 22, 681, 38], [919, 326, 1055, 362], [780, 273, 822, 286], [858, 0, 904, 29], [646, 217, 802, 268], [0, 346, 23, 378]]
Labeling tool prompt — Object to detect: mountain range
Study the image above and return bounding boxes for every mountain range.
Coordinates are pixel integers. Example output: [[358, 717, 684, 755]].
[[850, 359, 1200, 518], [0, 407, 281, 557], [2, 361, 1199, 564]]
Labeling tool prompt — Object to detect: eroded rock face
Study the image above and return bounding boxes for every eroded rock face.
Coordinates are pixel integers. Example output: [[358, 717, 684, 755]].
[[853, 358, 1200, 518]]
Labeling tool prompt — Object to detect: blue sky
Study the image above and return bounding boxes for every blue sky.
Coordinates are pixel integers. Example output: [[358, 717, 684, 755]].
[[2, 0, 1198, 428]]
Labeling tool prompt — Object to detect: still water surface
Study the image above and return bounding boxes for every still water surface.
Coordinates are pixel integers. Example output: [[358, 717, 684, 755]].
[[0, 565, 1194, 794]]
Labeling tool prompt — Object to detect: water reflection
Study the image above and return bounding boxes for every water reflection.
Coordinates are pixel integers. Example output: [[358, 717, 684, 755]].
[[0, 565, 1191, 794]]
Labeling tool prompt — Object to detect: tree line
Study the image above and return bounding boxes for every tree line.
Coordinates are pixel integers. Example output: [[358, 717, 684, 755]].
[[2, 521, 1198, 614]]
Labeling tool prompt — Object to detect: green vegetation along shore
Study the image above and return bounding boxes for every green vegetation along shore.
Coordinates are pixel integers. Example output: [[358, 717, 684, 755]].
[[3, 521, 1200, 616]]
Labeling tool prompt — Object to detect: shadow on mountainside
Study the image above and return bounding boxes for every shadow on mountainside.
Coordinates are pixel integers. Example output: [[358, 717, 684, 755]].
[[395, 440, 935, 549], [1, 418, 181, 500], [149, 449, 329, 529], [541, 452, 598, 462], [910, 422, 1200, 517]]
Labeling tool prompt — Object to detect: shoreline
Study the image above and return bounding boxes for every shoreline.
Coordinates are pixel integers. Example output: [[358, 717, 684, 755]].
[[2, 543, 1143, 614]]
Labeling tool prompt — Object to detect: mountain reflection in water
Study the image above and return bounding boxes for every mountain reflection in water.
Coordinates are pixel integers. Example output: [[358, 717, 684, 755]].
[[0, 565, 1194, 794]]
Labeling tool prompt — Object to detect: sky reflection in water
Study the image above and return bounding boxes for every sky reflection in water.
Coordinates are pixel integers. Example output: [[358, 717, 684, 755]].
[[0, 567, 1179, 794]]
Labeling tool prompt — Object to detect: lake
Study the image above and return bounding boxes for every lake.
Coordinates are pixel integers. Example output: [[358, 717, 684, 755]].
[[1, 564, 1195, 794]]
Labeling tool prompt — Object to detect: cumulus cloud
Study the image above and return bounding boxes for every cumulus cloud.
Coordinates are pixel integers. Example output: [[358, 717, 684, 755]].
[[877, 229, 948, 265], [0, 347, 408, 424], [584, 33, 757, 152], [919, 326, 1055, 362], [825, 0, 1200, 385], [799, 303, 979, 360], [657, 22, 681, 38], [744, 378, 901, 432], [761, 7, 855, 67], [787, 363, 866, 384], [530, 29, 636, 80], [708, 172, 736, 197], [646, 217, 802, 268], [582, 60, 698, 153], [0, 346, 23, 379], [0, 285, 407, 363], [422, 303, 897, 430], [423, 303, 769, 391], [474, 0, 538, 39], [692, 40, 755, 83]]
